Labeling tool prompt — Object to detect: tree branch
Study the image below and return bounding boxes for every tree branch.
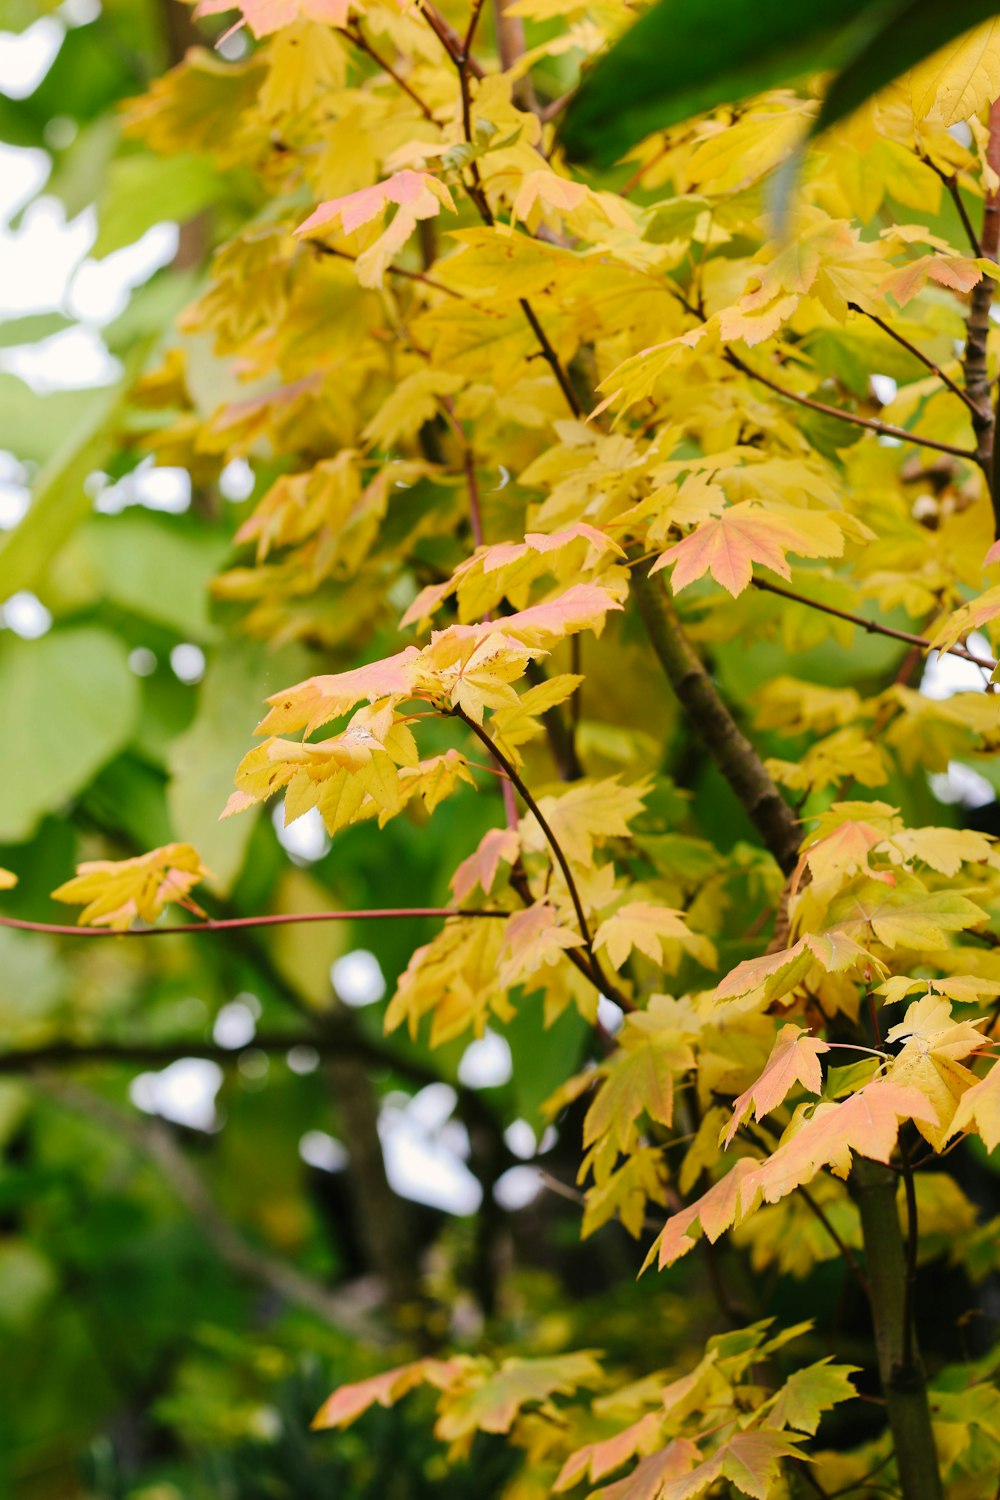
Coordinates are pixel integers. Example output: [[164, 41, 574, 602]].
[[751, 577, 997, 673], [631, 565, 801, 875], [40, 1077, 385, 1339], [726, 350, 978, 462], [849, 303, 979, 418], [962, 98, 1000, 533], [0, 906, 508, 940], [340, 22, 436, 121], [452, 705, 633, 1009]]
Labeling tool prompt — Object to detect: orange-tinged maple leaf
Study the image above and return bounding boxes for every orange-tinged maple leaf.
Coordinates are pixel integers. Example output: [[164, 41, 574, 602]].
[[498, 900, 583, 988], [950, 1061, 1000, 1152], [433, 1353, 603, 1443], [0, 867, 16, 890], [295, 171, 456, 240], [451, 826, 520, 902], [584, 1031, 696, 1152], [651, 503, 846, 597], [555, 1411, 665, 1491], [51, 844, 211, 930], [311, 1358, 464, 1430], [256, 649, 422, 736], [715, 930, 875, 1006], [593, 902, 716, 972], [928, 584, 1000, 655], [724, 1025, 829, 1146], [645, 1157, 760, 1271], [195, 0, 350, 39], [589, 1439, 702, 1500], [497, 582, 625, 647]]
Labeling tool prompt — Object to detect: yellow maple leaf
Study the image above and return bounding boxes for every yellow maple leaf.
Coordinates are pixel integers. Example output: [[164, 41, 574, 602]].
[[724, 1025, 829, 1146], [52, 844, 211, 930], [295, 171, 456, 287], [195, 0, 352, 40], [908, 19, 1000, 126], [950, 1061, 1000, 1153], [651, 503, 846, 597], [593, 901, 716, 972]]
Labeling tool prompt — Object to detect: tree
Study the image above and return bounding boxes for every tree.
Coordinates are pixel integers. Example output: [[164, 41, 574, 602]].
[[5, 3, 1000, 1498]]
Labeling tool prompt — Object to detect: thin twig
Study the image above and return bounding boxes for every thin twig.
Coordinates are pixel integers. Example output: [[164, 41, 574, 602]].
[[797, 1183, 870, 1298], [0, 906, 509, 940], [947, 174, 983, 257], [340, 22, 436, 121], [452, 705, 633, 1009], [849, 303, 979, 418], [421, 0, 485, 77], [751, 577, 997, 672], [726, 350, 978, 461], [310, 240, 464, 299]]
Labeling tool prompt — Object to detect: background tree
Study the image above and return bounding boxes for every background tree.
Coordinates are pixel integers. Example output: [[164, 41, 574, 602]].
[[4, 3, 1000, 1499]]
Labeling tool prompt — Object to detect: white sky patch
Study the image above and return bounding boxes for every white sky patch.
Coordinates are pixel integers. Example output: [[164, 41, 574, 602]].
[[0, 18, 64, 99], [220, 457, 255, 502], [95, 459, 191, 514], [597, 995, 625, 1035], [2, 324, 119, 391], [272, 803, 329, 864], [1, 590, 52, 638], [869, 373, 897, 405], [332, 948, 386, 1007], [128, 646, 157, 676], [287, 1044, 320, 1074], [0, 451, 30, 529], [379, 1084, 481, 1215], [70, 223, 178, 323], [299, 1129, 349, 1172], [0, 200, 94, 317], [494, 1165, 542, 1211], [170, 642, 206, 684], [503, 1119, 557, 1159], [929, 761, 996, 809], [0, 144, 50, 224], [458, 1029, 513, 1088], [213, 999, 258, 1050], [130, 1058, 223, 1132], [920, 633, 992, 699]]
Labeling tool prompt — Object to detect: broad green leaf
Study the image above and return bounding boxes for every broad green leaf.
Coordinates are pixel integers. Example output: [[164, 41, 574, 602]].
[[79, 511, 228, 641], [92, 151, 227, 258], [0, 626, 137, 842], [168, 639, 309, 893], [560, 0, 887, 166]]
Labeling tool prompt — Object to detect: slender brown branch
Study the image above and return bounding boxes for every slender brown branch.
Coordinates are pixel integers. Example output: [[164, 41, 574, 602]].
[[341, 22, 436, 120], [0, 906, 508, 940], [797, 1183, 870, 1298], [726, 350, 977, 462], [963, 99, 1000, 533], [751, 577, 997, 672], [421, 0, 485, 77], [946, 174, 983, 257], [452, 705, 633, 1009], [519, 297, 583, 416], [310, 240, 464, 299], [632, 565, 801, 875], [849, 303, 979, 418]]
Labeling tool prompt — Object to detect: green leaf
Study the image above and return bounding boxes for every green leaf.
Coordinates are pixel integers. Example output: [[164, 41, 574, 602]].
[[767, 1358, 860, 1434], [816, 0, 1000, 134], [560, 0, 889, 166], [0, 313, 74, 350], [168, 639, 309, 894], [92, 152, 226, 258], [0, 626, 137, 842], [79, 511, 229, 641]]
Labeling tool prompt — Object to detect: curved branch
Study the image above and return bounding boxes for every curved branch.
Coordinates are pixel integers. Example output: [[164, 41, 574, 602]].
[[0, 906, 508, 940], [727, 350, 978, 462], [452, 705, 633, 1010]]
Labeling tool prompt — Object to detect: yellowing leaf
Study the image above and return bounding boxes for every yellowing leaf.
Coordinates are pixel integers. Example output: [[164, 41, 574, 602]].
[[584, 1030, 696, 1152], [950, 1061, 1000, 1152], [589, 1439, 702, 1500], [434, 1353, 603, 1444], [555, 1412, 664, 1491], [651, 504, 846, 598], [0, 867, 16, 890], [312, 1359, 465, 1430], [523, 778, 648, 870], [724, 1025, 829, 1146], [257, 648, 422, 736], [884, 994, 988, 1060], [295, 172, 456, 287], [593, 902, 716, 972], [51, 844, 211, 930], [195, 0, 351, 40], [451, 826, 520, 902], [908, 20, 1000, 125], [766, 1359, 859, 1436]]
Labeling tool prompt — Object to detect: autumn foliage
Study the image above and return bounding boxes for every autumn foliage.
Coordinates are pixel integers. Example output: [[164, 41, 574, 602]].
[[11, 0, 1000, 1497]]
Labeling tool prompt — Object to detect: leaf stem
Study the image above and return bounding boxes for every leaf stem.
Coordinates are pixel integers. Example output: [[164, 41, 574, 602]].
[[849, 302, 979, 418]]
